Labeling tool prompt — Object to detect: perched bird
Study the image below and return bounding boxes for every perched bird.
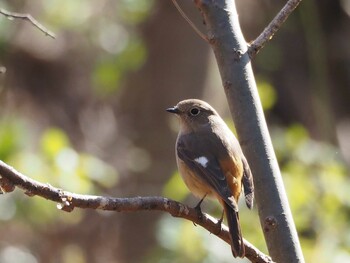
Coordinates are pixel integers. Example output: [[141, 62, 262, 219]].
[[167, 99, 254, 258]]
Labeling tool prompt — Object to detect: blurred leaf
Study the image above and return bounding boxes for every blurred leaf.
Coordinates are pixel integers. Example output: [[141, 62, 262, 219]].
[[8, 152, 51, 183], [162, 171, 189, 201], [156, 217, 207, 263], [43, 0, 93, 28], [118, 0, 155, 24], [92, 37, 147, 97], [273, 122, 350, 262], [177, 221, 206, 261], [118, 38, 147, 71], [1, 124, 118, 227], [256, 76, 277, 110], [0, 119, 25, 160], [285, 124, 308, 151], [97, 22, 129, 54], [79, 154, 118, 189], [93, 60, 122, 96], [40, 128, 70, 159], [55, 148, 79, 173], [14, 193, 58, 225]]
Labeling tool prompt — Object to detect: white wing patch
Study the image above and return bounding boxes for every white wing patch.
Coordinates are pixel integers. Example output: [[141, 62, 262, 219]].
[[194, 156, 209, 168]]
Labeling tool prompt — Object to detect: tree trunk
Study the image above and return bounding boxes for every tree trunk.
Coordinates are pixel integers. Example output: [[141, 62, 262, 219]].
[[195, 1, 305, 262]]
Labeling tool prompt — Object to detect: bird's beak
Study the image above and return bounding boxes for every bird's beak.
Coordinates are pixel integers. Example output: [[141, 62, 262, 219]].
[[166, 106, 180, 114]]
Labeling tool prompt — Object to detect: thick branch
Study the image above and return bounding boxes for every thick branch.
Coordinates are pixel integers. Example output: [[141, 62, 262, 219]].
[[0, 160, 272, 263], [0, 8, 55, 39], [195, 0, 304, 262], [248, 0, 302, 57]]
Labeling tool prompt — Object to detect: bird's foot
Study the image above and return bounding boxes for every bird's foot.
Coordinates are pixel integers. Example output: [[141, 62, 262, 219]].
[[193, 194, 207, 225], [214, 209, 224, 235]]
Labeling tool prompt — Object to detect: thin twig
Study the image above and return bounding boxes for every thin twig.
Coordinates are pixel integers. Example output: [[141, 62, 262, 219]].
[[248, 0, 302, 57], [0, 8, 55, 39], [0, 160, 273, 263], [171, 0, 208, 42]]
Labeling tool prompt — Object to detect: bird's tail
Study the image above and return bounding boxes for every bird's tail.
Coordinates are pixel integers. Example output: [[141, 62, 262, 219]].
[[224, 203, 245, 258]]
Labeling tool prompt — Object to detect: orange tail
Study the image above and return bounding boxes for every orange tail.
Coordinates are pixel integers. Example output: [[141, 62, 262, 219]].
[[224, 203, 245, 258]]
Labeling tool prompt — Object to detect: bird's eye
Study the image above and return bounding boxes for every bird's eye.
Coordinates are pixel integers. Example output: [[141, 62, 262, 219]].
[[190, 107, 200, 116]]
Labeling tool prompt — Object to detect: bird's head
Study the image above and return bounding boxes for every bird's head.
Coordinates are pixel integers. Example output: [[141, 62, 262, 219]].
[[167, 99, 220, 132]]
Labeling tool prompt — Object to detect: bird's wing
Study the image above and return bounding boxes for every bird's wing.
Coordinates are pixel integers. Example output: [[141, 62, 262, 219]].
[[242, 155, 254, 209], [177, 134, 238, 211]]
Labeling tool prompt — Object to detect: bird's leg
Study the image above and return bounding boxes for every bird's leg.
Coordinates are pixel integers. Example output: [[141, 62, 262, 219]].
[[193, 194, 207, 224], [214, 209, 225, 235]]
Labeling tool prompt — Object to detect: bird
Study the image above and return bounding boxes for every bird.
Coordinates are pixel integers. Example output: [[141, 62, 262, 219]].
[[166, 99, 254, 258]]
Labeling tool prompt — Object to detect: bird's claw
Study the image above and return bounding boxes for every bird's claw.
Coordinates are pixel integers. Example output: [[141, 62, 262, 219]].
[[193, 194, 207, 222], [214, 209, 225, 235]]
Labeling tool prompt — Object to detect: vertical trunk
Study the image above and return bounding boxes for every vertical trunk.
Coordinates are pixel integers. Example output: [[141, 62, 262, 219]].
[[195, 1, 304, 262]]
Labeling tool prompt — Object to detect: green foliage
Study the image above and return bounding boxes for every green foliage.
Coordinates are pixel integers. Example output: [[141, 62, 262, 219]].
[[41, 0, 154, 28], [93, 60, 122, 96], [41, 128, 70, 158], [152, 218, 208, 263], [162, 171, 189, 201], [273, 124, 350, 262], [117, 0, 155, 24], [92, 37, 147, 96], [43, 0, 94, 28], [0, 119, 117, 225], [0, 118, 25, 160], [256, 76, 277, 111], [39, 1, 150, 98]]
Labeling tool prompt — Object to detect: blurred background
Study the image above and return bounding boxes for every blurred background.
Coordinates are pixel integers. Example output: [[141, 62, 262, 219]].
[[0, 0, 349, 262]]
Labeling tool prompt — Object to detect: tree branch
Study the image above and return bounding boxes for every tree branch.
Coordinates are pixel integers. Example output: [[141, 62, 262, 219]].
[[0, 160, 273, 263], [171, 0, 209, 42], [248, 0, 302, 57], [194, 0, 305, 262], [0, 8, 55, 39]]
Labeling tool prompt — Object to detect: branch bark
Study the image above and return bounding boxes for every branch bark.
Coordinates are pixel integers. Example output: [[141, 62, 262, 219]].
[[0, 160, 272, 263], [194, 1, 305, 262], [0, 8, 55, 39], [248, 0, 302, 57]]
